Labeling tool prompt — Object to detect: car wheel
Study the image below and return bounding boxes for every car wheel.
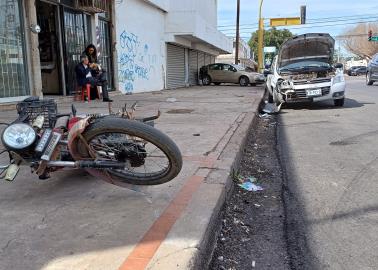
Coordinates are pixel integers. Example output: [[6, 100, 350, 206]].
[[202, 75, 212, 86], [334, 98, 344, 107], [366, 72, 374, 85], [239, 76, 249, 87], [214, 82, 221, 86]]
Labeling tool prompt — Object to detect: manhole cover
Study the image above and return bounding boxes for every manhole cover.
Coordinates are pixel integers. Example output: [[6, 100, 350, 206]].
[[166, 109, 195, 114]]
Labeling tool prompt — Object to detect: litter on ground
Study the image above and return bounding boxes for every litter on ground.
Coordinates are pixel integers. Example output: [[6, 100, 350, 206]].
[[262, 102, 282, 114], [237, 176, 264, 192], [259, 113, 271, 118]]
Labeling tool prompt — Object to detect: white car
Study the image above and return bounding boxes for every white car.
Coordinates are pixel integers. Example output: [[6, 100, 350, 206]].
[[266, 33, 346, 107]]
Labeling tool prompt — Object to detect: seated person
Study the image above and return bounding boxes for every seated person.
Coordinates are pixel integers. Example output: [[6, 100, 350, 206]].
[[83, 44, 112, 102], [75, 55, 112, 102]]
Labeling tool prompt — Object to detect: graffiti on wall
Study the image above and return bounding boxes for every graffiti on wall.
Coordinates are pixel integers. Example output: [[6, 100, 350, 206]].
[[118, 31, 157, 93]]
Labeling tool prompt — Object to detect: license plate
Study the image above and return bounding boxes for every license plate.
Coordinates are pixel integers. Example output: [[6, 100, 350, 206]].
[[306, 89, 322, 97]]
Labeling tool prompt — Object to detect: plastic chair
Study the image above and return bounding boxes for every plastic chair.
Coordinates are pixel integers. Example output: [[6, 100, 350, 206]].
[[73, 84, 91, 102]]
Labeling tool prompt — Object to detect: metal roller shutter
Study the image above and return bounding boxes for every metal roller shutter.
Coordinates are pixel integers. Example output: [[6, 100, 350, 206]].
[[189, 50, 198, 86], [198, 52, 205, 69], [205, 54, 212, 66], [167, 44, 186, 89]]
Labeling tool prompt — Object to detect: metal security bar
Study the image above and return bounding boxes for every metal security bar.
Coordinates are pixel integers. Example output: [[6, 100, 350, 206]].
[[63, 8, 90, 95], [75, 0, 107, 13], [97, 19, 113, 91], [0, 0, 28, 99]]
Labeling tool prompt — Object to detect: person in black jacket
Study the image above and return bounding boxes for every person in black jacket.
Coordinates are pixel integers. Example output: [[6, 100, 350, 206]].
[[83, 44, 112, 102], [75, 54, 112, 102]]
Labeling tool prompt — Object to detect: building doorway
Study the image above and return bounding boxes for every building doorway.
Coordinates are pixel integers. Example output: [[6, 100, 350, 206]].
[[36, 1, 92, 96], [36, 1, 113, 96], [61, 7, 91, 95], [37, 1, 62, 95]]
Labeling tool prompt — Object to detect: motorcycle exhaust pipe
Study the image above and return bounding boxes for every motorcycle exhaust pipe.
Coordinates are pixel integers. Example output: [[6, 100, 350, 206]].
[[46, 160, 126, 169]]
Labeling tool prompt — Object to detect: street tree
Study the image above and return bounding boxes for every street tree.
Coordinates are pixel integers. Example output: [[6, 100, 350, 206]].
[[248, 27, 293, 62], [340, 23, 378, 60]]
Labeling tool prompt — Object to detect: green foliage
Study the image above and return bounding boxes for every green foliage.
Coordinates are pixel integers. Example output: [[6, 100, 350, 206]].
[[248, 27, 293, 61]]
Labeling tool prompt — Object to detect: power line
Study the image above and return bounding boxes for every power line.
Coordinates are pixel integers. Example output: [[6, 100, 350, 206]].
[[229, 22, 378, 40], [236, 33, 371, 40], [218, 13, 378, 28], [274, 19, 378, 30], [218, 16, 378, 31], [305, 13, 378, 21], [219, 19, 378, 37]]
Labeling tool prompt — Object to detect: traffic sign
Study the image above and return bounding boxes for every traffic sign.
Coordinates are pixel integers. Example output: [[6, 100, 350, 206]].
[[264, 46, 276, 53], [270, 17, 301, 27]]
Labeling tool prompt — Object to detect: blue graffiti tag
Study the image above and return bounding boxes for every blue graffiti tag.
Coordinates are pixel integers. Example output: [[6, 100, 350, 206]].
[[125, 82, 133, 93], [118, 31, 157, 93]]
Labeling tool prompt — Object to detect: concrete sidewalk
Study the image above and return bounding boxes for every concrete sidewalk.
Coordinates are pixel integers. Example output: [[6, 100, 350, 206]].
[[0, 85, 263, 270]]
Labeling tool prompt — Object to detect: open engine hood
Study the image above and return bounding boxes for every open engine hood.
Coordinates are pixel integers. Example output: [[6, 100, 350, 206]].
[[278, 33, 335, 68]]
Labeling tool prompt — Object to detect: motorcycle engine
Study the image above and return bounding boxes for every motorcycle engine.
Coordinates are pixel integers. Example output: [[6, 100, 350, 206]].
[[116, 144, 147, 167]]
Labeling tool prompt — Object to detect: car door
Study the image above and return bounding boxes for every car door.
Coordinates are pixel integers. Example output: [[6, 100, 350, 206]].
[[371, 55, 378, 80], [358, 67, 367, 75], [221, 64, 239, 83], [208, 64, 223, 82]]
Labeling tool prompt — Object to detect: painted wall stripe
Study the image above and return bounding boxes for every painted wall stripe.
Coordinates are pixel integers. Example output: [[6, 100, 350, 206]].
[[118, 175, 206, 270]]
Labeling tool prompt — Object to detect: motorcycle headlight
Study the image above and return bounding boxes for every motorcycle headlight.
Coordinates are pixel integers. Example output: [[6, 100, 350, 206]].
[[1, 123, 37, 150], [333, 75, 345, 85]]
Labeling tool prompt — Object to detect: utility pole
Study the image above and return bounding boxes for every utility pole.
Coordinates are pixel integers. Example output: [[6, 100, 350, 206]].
[[300, 5, 306, 24], [338, 40, 341, 63], [235, 0, 240, 65], [257, 0, 264, 72]]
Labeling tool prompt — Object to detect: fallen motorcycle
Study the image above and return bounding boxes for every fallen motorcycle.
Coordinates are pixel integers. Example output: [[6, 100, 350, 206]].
[[0, 97, 182, 187]]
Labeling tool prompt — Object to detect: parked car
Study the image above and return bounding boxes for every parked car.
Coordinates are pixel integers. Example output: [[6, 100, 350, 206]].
[[265, 33, 346, 107], [200, 63, 265, 86], [366, 53, 378, 85], [347, 66, 367, 76]]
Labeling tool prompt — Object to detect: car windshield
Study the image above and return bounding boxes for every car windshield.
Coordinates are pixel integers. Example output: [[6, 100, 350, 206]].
[[280, 60, 331, 72], [232, 65, 245, 71]]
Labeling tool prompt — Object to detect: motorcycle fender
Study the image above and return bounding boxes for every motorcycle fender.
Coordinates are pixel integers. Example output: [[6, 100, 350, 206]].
[[67, 117, 91, 160]]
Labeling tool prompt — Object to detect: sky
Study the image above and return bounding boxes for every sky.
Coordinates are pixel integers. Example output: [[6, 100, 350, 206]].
[[217, 0, 378, 42]]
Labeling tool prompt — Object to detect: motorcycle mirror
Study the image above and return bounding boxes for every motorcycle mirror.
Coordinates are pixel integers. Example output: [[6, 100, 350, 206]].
[[71, 104, 77, 117]]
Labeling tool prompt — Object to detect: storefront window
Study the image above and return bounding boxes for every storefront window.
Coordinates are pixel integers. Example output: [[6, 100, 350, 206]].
[[0, 0, 28, 99]]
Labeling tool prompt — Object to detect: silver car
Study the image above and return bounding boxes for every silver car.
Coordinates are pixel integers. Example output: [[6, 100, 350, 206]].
[[266, 33, 346, 107], [200, 63, 265, 86]]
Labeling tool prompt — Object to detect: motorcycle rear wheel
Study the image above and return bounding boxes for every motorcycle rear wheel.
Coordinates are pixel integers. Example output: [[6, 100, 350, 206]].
[[80, 117, 182, 185]]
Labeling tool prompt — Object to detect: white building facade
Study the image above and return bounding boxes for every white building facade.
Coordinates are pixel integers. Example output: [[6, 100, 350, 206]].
[[0, 0, 231, 103], [115, 0, 232, 94]]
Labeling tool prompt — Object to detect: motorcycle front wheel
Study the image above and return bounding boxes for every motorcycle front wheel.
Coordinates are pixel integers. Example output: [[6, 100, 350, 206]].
[[79, 117, 182, 185]]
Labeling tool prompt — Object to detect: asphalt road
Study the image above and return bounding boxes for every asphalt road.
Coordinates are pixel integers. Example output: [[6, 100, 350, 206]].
[[279, 76, 378, 270]]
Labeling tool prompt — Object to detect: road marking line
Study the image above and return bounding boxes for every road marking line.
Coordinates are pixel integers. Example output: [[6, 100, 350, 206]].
[[118, 174, 206, 270]]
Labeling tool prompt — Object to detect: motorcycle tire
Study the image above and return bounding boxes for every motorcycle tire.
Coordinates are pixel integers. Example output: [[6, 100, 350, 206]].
[[80, 117, 182, 185]]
